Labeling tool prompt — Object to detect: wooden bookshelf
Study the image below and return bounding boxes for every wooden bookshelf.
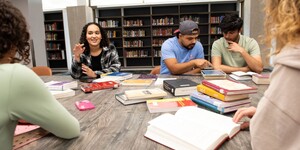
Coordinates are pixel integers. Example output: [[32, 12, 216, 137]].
[[44, 11, 68, 71], [96, 1, 239, 69]]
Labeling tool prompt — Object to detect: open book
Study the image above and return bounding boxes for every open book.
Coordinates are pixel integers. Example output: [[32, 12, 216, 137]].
[[229, 71, 257, 81], [144, 107, 240, 150]]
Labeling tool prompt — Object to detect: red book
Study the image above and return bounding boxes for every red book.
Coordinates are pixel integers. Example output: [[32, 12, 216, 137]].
[[202, 79, 257, 95], [81, 81, 119, 93], [146, 97, 197, 113]]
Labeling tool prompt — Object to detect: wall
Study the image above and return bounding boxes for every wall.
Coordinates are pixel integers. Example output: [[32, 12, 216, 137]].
[[11, 0, 47, 68]]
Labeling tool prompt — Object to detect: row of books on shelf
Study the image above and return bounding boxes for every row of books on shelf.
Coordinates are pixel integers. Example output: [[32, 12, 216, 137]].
[[125, 50, 149, 57], [210, 26, 222, 34], [152, 39, 165, 46], [99, 20, 120, 28], [123, 30, 146, 37], [152, 28, 173, 36], [45, 33, 60, 41], [210, 16, 225, 23], [48, 51, 65, 60], [46, 43, 62, 50], [123, 40, 144, 47], [123, 19, 143, 27], [45, 22, 60, 31], [152, 17, 175, 26], [180, 16, 201, 24], [107, 30, 118, 38]]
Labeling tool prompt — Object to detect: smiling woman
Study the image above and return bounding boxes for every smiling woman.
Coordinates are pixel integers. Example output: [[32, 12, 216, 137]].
[[70, 22, 121, 79]]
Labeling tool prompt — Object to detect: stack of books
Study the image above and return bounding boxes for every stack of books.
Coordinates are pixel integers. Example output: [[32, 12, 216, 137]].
[[191, 79, 257, 114], [115, 88, 168, 105], [252, 74, 270, 84], [146, 97, 197, 113], [45, 81, 78, 99]]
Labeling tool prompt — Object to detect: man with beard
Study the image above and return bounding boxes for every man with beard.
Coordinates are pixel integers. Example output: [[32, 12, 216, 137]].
[[160, 20, 211, 75], [211, 13, 263, 73]]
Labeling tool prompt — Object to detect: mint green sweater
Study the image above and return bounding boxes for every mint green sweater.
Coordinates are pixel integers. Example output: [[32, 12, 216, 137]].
[[0, 64, 80, 150]]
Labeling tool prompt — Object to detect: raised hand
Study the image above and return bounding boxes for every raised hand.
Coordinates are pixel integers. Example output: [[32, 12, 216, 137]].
[[227, 41, 244, 53], [73, 43, 85, 62]]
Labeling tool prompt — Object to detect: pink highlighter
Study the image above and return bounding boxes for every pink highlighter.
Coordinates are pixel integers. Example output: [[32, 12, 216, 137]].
[[75, 100, 95, 111]]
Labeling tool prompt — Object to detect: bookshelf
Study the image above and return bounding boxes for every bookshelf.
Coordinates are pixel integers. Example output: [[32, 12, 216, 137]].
[[96, 1, 239, 70], [44, 11, 68, 72]]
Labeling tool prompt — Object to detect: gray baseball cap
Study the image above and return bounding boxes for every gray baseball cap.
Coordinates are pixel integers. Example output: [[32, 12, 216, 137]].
[[174, 20, 199, 35]]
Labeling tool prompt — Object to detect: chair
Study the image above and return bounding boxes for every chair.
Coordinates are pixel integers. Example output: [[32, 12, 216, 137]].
[[31, 66, 52, 76], [150, 66, 160, 75]]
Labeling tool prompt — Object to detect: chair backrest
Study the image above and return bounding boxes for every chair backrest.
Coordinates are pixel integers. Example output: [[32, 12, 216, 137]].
[[150, 66, 160, 75], [31, 66, 52, 76]]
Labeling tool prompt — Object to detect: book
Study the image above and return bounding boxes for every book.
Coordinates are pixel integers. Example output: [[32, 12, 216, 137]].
[[201, 70, 227, 80], [50, 89, 75, 99], [197, 84, 249, 101], [229, 71, 257, 81], [137, 74, 158, 80], [115, 92, 149, 105], [163, 79, 198, 96], [93, 72, 133, 82], [252, 74, 270, 84], [144, 107, 240, 150], [190, 91, 251, 114], [121, 79, 153, 86], [13, 125, 49, 149], [124, 88, 167, 100], [45, 81, 78, 91], [154, 77, 177, 86], [81, 81, 119, 93], [202, 79, 258, 95], [75, 100, 95, 111], [146, 97, 197, 113]]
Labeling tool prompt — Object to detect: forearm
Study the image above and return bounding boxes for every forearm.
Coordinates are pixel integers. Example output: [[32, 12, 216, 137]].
[[217, 65, 249, 74], [70, 60, 82, 79], [240, 51, 263, 73], [168, 61, 195, 75], [184, 68, 201, 74]]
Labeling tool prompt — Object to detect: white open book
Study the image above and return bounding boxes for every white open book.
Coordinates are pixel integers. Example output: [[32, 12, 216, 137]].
[[144, 107, 240, 150]]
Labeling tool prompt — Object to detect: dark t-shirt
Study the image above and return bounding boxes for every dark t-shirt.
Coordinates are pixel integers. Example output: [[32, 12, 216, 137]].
[[91, 53, 102, 71]]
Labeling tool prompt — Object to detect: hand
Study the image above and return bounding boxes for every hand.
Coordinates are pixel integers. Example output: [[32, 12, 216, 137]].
[[73, 43, 85, 59], [227, 41, 245, 53], [232, 106, 256, 129], [82, 64, 96, 78], [193, 59, 212, 69]]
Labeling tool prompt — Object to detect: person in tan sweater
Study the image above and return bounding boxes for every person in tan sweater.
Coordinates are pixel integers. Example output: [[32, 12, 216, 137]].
[[233, 0, 300, 149]]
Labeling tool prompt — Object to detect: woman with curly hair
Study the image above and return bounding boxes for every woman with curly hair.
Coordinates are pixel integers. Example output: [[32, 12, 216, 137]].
[[0, 1, 80, 149], [233, 0, 300, 149], [70, 22, 121, 79]]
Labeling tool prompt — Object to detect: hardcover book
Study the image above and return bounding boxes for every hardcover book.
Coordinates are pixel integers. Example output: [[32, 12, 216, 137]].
[[144, 107, 240, 150], [124, 88, 167, 100], [202, 79, 257, 95], [252, 74, 270, 85], [197, 84, 249, 101], [121, 79, 153, 86], [81, 81, 119, 93], [104, 72, 133, 80], [50, 89, 75, 99], [146, 97, 197, 113], [229, 71, 257, 81], [45, 80, 78, 91], [201, 70, 227, 80], [115, 92, 148, 105], [190, 91, 251, 114], [163, 79, 198, 96]]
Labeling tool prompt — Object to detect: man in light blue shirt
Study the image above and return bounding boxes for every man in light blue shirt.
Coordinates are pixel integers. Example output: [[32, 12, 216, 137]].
[[160, 20, 211, 74]]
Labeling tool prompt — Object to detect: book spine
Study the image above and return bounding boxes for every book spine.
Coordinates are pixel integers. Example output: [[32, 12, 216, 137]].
[[48, 85, 64, 91], [197, 84, 225, 101], [163, 81, 175, 96], [222, 102, 251, 113], [202, 80, 228, 95], [190, 96, 222, 114]]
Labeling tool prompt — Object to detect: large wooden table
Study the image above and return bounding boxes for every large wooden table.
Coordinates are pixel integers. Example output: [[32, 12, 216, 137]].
[[20, 75, 268, 150]]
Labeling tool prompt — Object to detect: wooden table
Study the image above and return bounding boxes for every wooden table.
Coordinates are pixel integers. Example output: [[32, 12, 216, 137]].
[[20, 75, 268, 150]]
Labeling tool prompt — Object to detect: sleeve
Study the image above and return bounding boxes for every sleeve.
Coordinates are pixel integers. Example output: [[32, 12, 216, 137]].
[[211, 40, 222, 57], [248, 38, 261, 56], [161, 39, 176, 61], [195, 42, 204, 59], [70, 55, 83, 79], [99, 44, 121, 74], [9, 66, 80, 139]]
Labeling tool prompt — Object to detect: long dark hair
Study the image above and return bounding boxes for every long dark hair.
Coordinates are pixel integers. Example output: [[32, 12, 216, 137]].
[[79, 22, 110, 55], [0, 1, 30, 64]]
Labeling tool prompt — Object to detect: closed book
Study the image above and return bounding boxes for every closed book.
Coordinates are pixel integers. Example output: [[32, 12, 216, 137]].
[[45, 80, 78, 91], [229, 71, 257, 81], [163, 79, 198, 96], [115, 92, 148, 105], [252, 74, 270, 84], [81, 81, 119, 93], [50, 89, 75, 99], [201, 70, 227, 80], [202, 79, 257, 95], [121, 79, 153, 86], [103, 72, 133, 80], [144, 107, 240, 150], [197, 84, 249, 101], [190, 91, 251, 108], [146, 97, 197, 113], [124, 88, 167, 100]]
